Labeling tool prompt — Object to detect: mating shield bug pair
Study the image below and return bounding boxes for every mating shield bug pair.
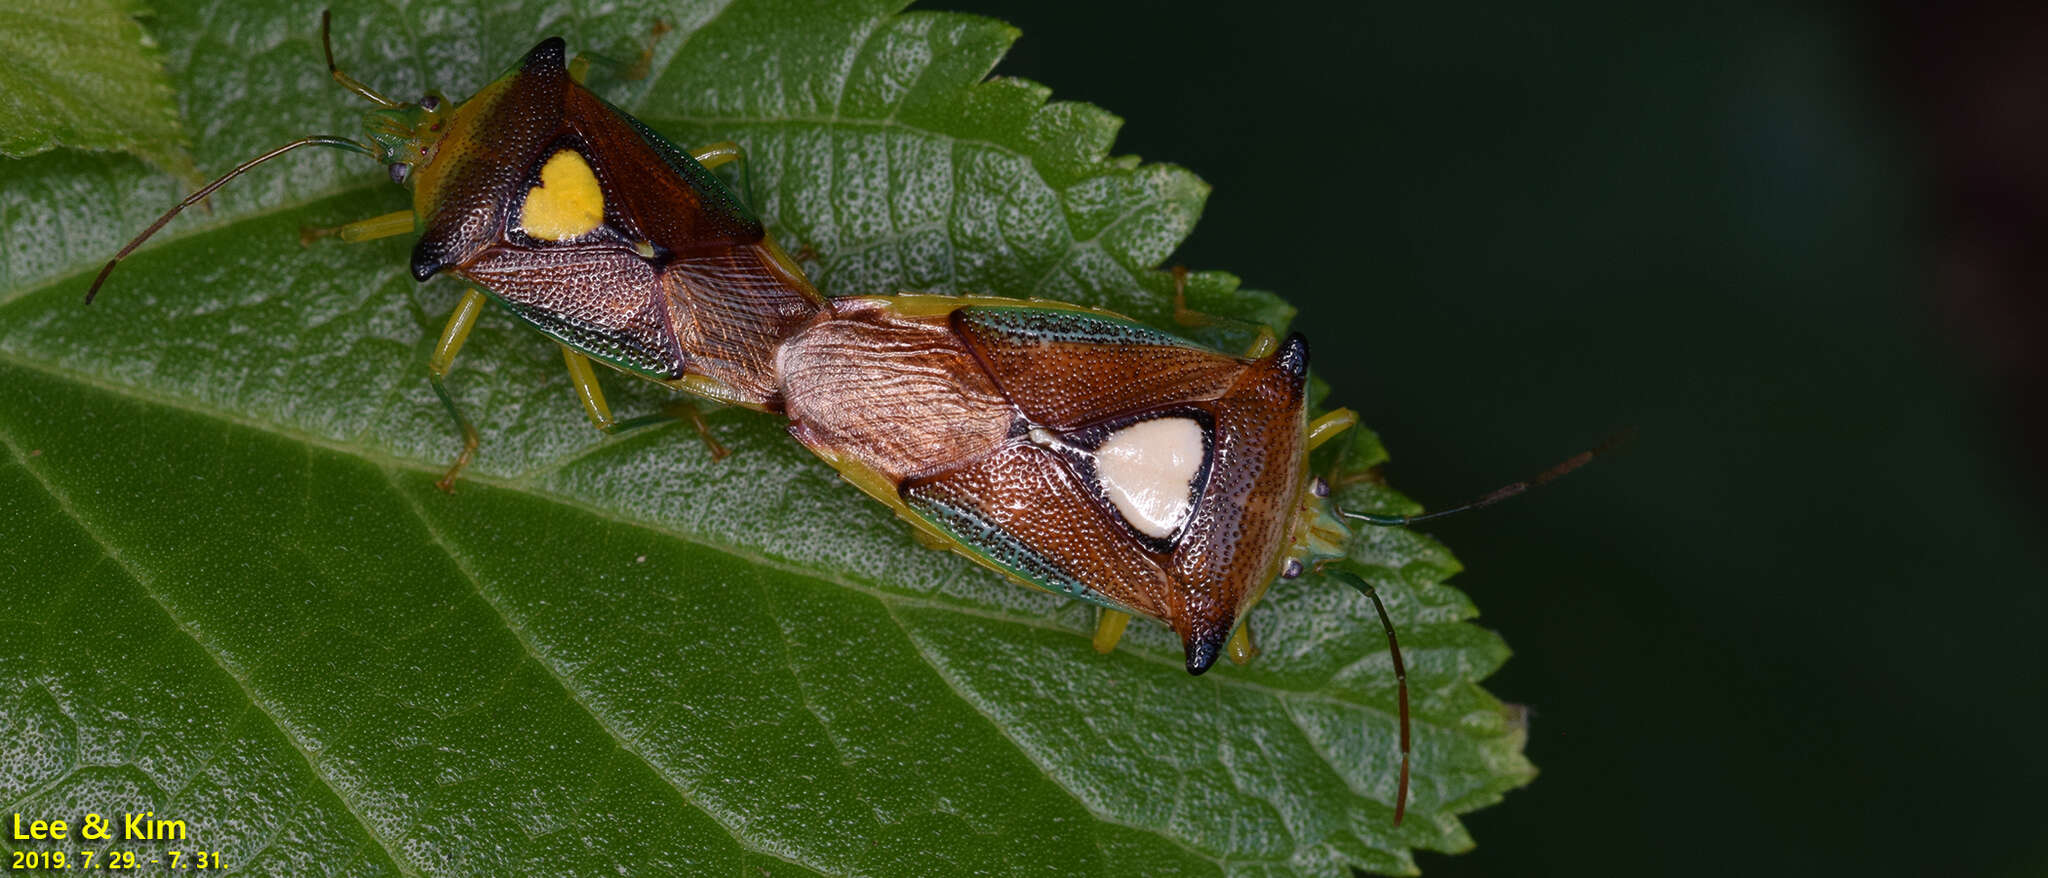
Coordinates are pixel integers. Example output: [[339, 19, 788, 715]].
[[85, 15, 1610, 824]]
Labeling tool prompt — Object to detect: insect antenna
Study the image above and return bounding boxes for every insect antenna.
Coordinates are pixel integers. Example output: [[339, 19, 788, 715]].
[[1322, 561, 1411, 825], [83, 136, 376, 304], [1336, 427, 1634, 527], [321, 10, 399, 107], [1314, 430, 1630, 824]]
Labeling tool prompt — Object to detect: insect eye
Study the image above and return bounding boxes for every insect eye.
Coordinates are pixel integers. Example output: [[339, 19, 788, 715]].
[[1280, 558, 1304, 579], [1310, 477, 1330, 498], [419, 94, 441, 111], [388, 163, 411, 184]]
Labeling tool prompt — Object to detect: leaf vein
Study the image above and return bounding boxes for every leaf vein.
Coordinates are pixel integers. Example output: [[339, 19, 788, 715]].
[[0, 178, 387, 311], [377, 466, 825, 874], [875, 599, 1228, 872], [0, 423, 418, 878], [0, 343, 1423, 714]]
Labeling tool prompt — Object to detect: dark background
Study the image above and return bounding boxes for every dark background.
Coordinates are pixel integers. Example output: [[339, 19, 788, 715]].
[[937, 1, 2047, 875]]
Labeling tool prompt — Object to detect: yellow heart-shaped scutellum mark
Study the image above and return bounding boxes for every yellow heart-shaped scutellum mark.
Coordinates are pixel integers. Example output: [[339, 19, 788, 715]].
[[519, 149, 605, 241]]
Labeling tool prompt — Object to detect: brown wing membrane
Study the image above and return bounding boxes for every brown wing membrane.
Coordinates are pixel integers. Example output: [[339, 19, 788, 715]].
[[777, 298, 1013, 483], [667, 243, 826, 403]]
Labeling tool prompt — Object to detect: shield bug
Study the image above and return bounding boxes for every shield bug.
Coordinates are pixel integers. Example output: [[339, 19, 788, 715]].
[[771, 286, 1615, 823], [85, 13, 823, 489]]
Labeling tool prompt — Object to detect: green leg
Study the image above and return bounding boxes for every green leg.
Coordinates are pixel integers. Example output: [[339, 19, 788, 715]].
[[429, 289, 489, 493], [1244, 327, 1279, 358], [301, 210, 412, 247], [560, 347, 730, 459]]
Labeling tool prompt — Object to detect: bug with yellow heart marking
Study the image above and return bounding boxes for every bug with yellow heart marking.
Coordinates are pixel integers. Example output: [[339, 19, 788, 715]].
[[85, 15, 1615, 827], [86, 14, 823, 490]]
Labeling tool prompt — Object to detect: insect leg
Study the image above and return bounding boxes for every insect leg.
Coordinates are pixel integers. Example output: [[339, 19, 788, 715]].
[[300, 210, 413, 246], [1166, 265, 1276, 355], [1226, 624, 1259, 665], [1091, 610, 1132, 654], [560, 347, 730, 460], [429, 289, 489, 493], [560, 346, 619, 429], [569, 20, 672, 85], [690, 140, 765, 219], [1307, 408, 1359, 451], [665, 403, 732, 460], [1243, 328, 1279, 358], [690, 141, 743, 170]]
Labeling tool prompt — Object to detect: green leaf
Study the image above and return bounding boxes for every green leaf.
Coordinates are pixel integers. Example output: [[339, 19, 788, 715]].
[[0, 1, 1532, 874], [0, 0, 198, 182]]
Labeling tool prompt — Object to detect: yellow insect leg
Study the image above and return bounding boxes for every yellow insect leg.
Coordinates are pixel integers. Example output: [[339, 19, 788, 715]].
[[561, 347, 730, 460], [760, 233, 826, 308], [560, 346, 618, 429], [1307, 408, 1359, 451], [691, 141, 743, 170], [1244, 328, 1279, 358], [1092, 610, 1133, 654], [1227, 624, 1259, 665], [300, 210, 413, 246], [429, 289, 490, 493]]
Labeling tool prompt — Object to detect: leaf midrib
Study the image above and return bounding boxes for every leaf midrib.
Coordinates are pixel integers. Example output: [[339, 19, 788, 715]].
[[0, 348, 1392, 709], [1, 349, 1397, 872]]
